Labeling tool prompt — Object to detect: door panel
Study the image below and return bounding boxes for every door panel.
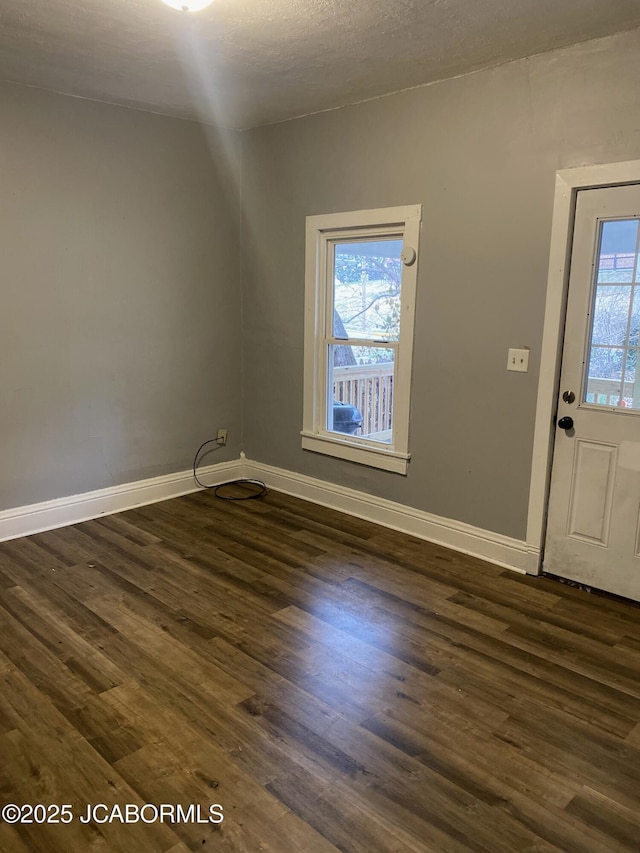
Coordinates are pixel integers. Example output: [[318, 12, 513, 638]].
[[544, 184, 640, 601], [566, 440, 617, 545]]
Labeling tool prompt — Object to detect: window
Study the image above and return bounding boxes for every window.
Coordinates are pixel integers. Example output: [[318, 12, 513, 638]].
[[584, 217, 640, 408], [302, 205, 421, 474]]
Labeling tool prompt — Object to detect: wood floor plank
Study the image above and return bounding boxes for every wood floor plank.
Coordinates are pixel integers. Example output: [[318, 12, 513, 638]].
[[565, 786, 640, 849], [106, 684, 339, 852], [274, 605, 511, 730], [360, 708, 579, 809], [494, 705, 640, 813], [294, 529, 461, 599], [2, 488, 640, 850], [436, 654, 640, 740], [0, 670, 184, 852], [238, 693, 557, 852], [0, 583, 123, 688], [266, 763, 447, 853], [449, 587, 626, 645]]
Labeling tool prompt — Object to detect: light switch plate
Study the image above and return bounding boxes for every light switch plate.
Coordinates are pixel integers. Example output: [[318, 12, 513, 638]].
[[507, 347, 530, 372]]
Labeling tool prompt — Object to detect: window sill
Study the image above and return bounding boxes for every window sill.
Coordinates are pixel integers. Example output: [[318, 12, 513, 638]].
[[300, 431, 410, 474]]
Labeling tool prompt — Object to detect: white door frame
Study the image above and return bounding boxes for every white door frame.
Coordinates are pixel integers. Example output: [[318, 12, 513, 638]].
[[527, 158, 640, 573]]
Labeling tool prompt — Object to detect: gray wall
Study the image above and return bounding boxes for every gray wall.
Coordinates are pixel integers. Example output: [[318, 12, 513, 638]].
[[5, 27, 640, 540], [241, 29, 640, 540], [0, 82, 242, 510]]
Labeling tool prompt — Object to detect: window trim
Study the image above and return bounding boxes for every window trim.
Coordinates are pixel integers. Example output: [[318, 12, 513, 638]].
[[301, 204, 422, 474]]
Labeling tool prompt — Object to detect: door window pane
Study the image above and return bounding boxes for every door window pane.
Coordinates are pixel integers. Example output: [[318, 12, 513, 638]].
[[630, 288, 640, 346], [585, 219, 640, 409], [333, 240, 402, 340], [623, 349, 640, 409], [591, 286, 632, 346], [327, 345, 394, 442], [597, 219, 639, 284], [585, 346, 624, 406]]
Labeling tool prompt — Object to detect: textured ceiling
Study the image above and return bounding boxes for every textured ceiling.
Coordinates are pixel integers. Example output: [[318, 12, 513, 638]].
[[1, 0, 640, 129]]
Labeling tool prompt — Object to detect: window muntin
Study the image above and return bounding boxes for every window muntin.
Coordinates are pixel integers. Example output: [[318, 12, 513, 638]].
[[302, 206, 421, 474]]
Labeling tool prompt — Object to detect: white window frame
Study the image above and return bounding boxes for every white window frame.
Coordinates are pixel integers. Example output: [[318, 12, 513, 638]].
[[301, 204, 422, 474]]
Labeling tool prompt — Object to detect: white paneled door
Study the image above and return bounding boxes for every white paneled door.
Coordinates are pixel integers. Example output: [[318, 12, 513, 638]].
[[545, 184, 640, 601]]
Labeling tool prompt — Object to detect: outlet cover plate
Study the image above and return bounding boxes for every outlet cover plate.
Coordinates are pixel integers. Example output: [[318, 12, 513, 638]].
[[507, 348, 529, 373]]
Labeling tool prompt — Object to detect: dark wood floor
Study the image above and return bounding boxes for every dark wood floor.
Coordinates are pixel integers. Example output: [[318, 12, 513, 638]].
[[1, 487, 640, 851]]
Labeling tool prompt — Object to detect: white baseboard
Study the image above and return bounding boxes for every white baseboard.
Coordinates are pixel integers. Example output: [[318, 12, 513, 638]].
[[0, 453, 540, 574], [243, 457, 540, 574], [0, 459, 244, 543]]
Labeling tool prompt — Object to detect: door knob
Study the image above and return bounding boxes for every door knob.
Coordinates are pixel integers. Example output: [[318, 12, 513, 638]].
[[558, 416, 574, 430]]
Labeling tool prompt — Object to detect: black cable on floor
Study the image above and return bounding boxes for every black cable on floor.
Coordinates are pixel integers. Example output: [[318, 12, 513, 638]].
[[212, 479, 268, 500], [193, 438, 268, 500]]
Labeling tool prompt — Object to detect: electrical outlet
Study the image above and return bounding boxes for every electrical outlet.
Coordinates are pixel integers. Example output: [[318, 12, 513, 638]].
[[217, 428, 228, 446], [507, 347, 530, 373]]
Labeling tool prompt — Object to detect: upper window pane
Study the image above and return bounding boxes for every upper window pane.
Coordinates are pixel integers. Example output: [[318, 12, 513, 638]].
[[332, 239, 403, 341], [597, 219, 639, 284]]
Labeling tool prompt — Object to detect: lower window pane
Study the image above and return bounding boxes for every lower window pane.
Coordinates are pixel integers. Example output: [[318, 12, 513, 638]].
[[585, 346, 623, 406], [623, 348, 640, 409], [328, 345, 395, 442]]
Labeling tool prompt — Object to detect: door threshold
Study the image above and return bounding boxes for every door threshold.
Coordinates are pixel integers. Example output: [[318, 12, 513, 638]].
[[542, 572, 640, 608]]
